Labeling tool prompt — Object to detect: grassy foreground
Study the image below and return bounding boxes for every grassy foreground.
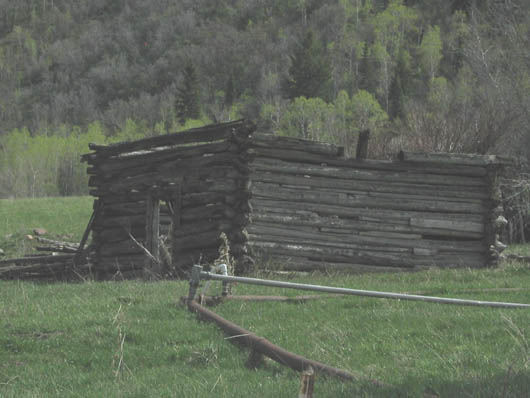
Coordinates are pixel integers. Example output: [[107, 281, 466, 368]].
[[1, 265, 530, 397], [1, 197, 530, 397]]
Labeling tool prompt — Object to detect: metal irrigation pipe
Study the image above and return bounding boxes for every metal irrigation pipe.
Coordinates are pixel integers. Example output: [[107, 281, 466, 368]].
[[189, 265, 530, 309]]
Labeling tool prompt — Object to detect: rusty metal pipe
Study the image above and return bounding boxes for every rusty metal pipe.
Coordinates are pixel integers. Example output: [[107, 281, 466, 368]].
[[186, 299, 356, 381]]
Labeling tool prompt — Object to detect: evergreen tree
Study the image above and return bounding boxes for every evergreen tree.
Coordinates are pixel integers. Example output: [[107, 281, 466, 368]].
[[224, 74, 235, 107], [388, 48, 412, 120], [176, 62, 201, 124], [282, 30, 332, 101]]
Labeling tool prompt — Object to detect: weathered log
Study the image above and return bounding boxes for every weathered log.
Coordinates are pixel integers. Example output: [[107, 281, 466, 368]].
[[92, 156, 241, 193], [89, 140, 238, 172], [249, 151, 488, 178], [35, 237, 79, 249], [90, 162, 242, 192], [251, 182, 485, 214], [397, 151, 505, 166], [247, 226, 484, 254], [250, 171, 488, 200], [260, 255, 415, 273], [250, 133, 343, 157], [36, 246, 78, 254], [250, 157, 487, 187], [0, 254, 76, 266], [247, 241, 486, 268], [409, 218, 484, 234], [251, 211, 484, 239], [247, 240, 413, 267], [83, 119, 253, 160], [250, 198, 484, 225]]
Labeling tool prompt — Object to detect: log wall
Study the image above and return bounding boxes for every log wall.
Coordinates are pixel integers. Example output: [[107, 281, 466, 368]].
[[243, 134, 506, 272], [83, 120, 506, 278], [83, 120, 254, 279]]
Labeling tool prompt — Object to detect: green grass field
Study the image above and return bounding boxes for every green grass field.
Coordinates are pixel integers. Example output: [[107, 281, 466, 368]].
[[1, 197, 530, 397], [0, 196, 94, 258]]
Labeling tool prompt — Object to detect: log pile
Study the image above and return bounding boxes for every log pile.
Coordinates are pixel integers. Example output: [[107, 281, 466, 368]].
[[242, 135, 507, 272], [82, 120, 507, 278], [0, 254, 89, 281], [82, 120, 255, 278]]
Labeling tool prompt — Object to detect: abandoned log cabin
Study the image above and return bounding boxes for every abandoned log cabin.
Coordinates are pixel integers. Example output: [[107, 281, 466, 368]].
[[82, 119, 507, 279]]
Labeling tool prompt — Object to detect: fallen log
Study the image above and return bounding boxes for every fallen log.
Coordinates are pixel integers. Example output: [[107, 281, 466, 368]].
[[184, 298, 357, 381]]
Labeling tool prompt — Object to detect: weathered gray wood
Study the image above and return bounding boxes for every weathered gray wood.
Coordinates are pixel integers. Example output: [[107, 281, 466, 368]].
[[92, 155, 241, 193], [92, 156, 241, 187], [250, 133, 343, 157], [84, 119, 253, 160], [90, 141, 237, 172], [356, 130, 370, 160], [250, 157, 487, 187], [248, 149, 488, 178], [247, 225, 484, 253], [397, 151, 504, 166], [250, 198, 484, 224], [409, 218, 484, 233], [261, 255, 415, 273], [250, 171, 488, 200], [248, 240, 486, 268], [250, 182, 485, 214], [251, 211, 484, 239]]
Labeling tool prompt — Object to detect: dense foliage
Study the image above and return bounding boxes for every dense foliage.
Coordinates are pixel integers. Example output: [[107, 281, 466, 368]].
[[0, 0, 529, 197]]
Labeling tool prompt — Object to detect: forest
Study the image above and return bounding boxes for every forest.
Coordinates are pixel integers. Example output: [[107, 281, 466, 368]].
[[0, 0, 529, 198]]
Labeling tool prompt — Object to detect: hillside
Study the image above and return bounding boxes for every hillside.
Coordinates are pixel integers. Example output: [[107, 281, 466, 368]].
[[0, 0, 529, 198]]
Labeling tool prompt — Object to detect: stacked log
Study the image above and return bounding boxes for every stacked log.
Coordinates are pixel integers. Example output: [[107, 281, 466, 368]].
[[244, 135, 506, 272], [83, 120, 255, 279], [82, 120, 507, 278], [0, 254, 89, 281]]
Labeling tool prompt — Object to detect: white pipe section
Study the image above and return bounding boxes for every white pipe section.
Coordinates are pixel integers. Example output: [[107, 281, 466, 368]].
[[199, 270, 530, 309], [200, 264, 229, 297]]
